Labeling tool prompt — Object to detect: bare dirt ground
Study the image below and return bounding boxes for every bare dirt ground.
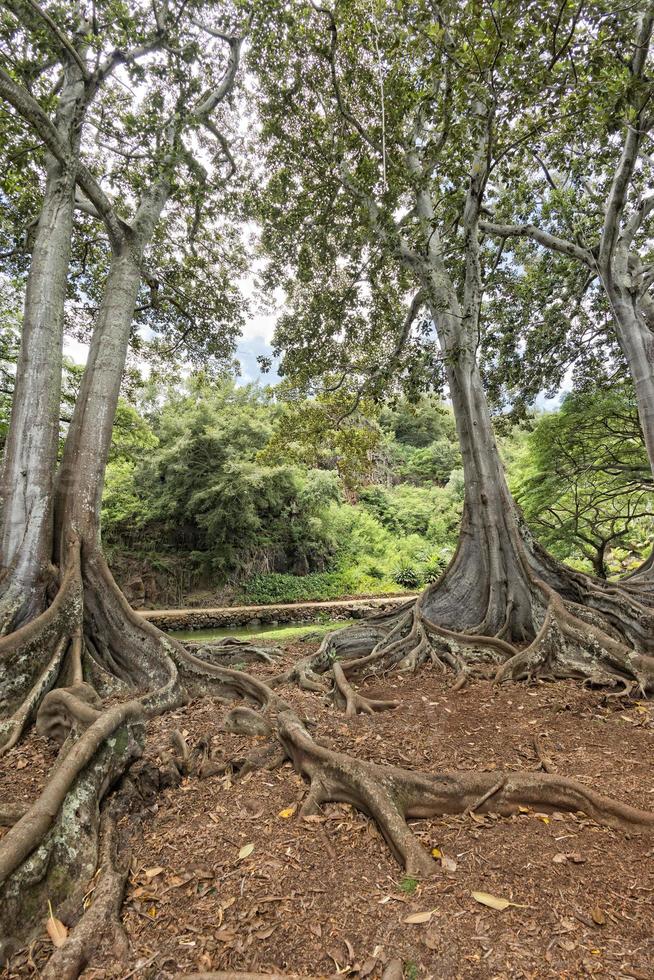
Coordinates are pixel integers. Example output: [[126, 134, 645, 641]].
[[1, 638, 654, 980]]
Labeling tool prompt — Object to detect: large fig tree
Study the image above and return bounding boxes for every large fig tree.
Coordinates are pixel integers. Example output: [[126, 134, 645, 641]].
[[251, 0, 654, 688]]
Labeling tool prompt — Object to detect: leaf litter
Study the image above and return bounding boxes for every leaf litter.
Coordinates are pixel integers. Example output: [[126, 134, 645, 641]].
[[4, 642, 653, 979]]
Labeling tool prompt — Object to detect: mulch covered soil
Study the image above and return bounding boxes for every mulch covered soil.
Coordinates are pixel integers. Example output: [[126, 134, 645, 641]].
[[2, 639, 654, 980]]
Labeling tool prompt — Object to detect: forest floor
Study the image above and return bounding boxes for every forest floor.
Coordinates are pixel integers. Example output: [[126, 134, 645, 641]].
[[1, 638, 654, 980]]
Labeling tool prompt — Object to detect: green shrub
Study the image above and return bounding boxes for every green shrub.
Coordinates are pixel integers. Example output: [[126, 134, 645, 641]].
[[420, 550, 446, 583], [391, 561, 421, 589], [239, 566, 413, 604], [240, 572, 345, 604]]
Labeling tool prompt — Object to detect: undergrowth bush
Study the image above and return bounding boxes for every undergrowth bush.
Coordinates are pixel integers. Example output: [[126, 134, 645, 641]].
[[239, 569, 402, 604], [391, 561, 422, 589]]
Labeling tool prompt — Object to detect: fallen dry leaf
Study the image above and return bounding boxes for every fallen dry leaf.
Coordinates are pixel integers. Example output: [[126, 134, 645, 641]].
[[440, 855, 457, 872], [403, 909, 434, 924], [591, 906, 606, 926], [471, 891, 527, 911], [359, 957, 377, 977], [46, 902, 68, 948], [278, 804, 297, 819], [144, 866, 164, 880], [238, 843, 255, 860], [381, 959, 404, 980]]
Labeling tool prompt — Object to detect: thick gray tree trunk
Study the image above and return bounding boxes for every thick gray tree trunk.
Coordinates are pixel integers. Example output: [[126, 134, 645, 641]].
[[56, 186, 168, 549], [0, 65, 86, 631], [420, 285, 535, 640], [55, 248, 142, 547], [607, 292, 654, 479]]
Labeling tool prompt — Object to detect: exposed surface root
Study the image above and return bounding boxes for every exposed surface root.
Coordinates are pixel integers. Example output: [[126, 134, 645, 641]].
[[35, 682, 102, 744], [189, 637, 282, 666], [0, 636, 69, 754], [495, 590, 654, 693], [533, 732, 556, 773], [3, 516, 654, 975], [40, 799, 130, 980], [0, 542, 302, 959], [3, 629, 654, 972], [0, 700, 144, 960], [276, 708, 654, 878], [179, 973, 334, 979], [0, 541, 83, 748], [279, 544, 654, 704], [332, 662, 399, 717]]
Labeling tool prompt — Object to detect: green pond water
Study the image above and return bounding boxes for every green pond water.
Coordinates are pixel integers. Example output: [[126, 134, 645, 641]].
[[169, 618, 354, 644]]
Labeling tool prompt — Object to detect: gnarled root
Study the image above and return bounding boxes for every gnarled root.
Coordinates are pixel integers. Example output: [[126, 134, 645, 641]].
[[0, 700, 144, 962], [278, 709, 438, 877], [0, 636, 69, 755], [36, 683, 103, 745], [0, 540, 84, 753], [495, 591, 654, 693], [533, 733, 556, 773], [189, 638, 282, 666], [40, 798, 130, 980], [275, 514, 654, 701], [277, 709, 654, 878], [179, 973, 333, 979], [331, 662, 399, 717], [270, 623, 389, 692]]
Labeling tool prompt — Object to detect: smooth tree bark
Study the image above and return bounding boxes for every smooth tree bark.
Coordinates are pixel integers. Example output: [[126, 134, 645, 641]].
[[0, 13, 245, 732], [0, 58, 86, 632], [353, 145, 654, 686], [0, 13, 258, 958], [1, 4, 654, 973], [0, 3, 169, 631]]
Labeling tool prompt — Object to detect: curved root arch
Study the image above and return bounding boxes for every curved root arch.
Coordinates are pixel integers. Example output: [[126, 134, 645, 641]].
[[0, 538, 83, 754], [2, 515, 654, 970]]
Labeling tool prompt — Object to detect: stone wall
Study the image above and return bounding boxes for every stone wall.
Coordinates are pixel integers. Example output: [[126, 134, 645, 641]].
[[138, 595, 411, 632]]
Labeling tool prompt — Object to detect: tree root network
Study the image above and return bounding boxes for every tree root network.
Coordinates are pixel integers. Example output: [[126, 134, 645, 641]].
[[1, 532, 654, 973]]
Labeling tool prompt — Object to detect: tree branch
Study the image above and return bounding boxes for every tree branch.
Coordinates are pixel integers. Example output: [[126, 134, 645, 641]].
[[309, 0, 381, 156], [20, 0, 88, 78], [194, 35, 242, 117], [74, 194, 102, 219], [479, 218, 593, 266], [598, 8, 654, 270], [0, 66, 125, 248]]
